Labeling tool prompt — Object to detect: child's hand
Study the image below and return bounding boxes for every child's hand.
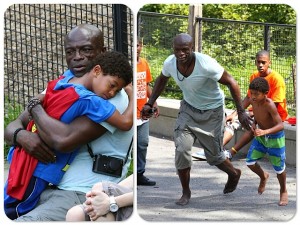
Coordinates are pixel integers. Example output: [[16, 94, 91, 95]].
[[254, 128, 268, 136], [124, 83, 133, 97]]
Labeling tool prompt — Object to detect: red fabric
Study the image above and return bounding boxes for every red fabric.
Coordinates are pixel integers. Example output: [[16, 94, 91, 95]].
[[6, 76, 79, 200], [7, 121, 38, 200], [42, 77, 80, 119]]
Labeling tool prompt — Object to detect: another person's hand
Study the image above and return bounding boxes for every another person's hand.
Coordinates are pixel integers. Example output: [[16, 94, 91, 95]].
[[18, 131, 56, 163], [84, 190, 110, 221]]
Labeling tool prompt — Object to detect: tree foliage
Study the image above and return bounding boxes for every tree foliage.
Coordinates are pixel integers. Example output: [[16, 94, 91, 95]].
[[141, 4, 296, 25], [139, 4, 296, 112]]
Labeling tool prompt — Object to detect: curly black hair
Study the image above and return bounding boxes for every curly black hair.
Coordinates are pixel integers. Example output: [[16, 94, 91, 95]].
[[249, 77, 269, 94], [86, 51, 132, 86]]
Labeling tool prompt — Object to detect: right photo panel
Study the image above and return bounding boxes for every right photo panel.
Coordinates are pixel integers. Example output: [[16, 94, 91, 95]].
[[136, 3, 296, 222]]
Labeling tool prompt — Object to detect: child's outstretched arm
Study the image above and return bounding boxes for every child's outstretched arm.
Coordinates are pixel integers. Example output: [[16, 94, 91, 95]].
[[105, 83, 133, 131]]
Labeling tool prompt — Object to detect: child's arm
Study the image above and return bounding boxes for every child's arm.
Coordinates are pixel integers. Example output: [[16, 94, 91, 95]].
[[254, 102, 284, 136], [105, 83, 133, 131]]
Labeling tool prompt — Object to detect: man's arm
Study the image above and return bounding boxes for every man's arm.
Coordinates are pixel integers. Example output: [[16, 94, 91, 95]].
[[226, 95, 251, 122], [30, 104, 107, 152], [218, 70, 252, 130]]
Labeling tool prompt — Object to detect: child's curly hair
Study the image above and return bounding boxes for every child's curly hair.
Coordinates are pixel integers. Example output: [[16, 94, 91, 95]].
[[249, 77, 269, 94], [87, 51, 133, 86]]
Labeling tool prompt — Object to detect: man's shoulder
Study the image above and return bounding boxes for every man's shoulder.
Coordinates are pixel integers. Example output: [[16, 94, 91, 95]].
[[194, 52, 218, 66], [164, 54, 176, 64], [108, 89, 128, 104], [194, 51, 213, 59], [108, 89, 128, 113]]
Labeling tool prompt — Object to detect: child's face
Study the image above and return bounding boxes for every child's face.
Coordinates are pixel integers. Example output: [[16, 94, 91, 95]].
[[249, 89, 266, 103], [93, 73, 126, 99], [255, 55, 270, 75]]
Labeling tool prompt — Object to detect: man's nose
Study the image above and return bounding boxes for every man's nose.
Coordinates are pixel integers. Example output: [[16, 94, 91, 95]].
[[74, 50, 84, 59]]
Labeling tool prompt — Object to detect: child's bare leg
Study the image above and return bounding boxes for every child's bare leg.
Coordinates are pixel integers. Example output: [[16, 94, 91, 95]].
[[247, 163, 269, 194], [66, 205, 86, 221], [277, 171, 288, 206]]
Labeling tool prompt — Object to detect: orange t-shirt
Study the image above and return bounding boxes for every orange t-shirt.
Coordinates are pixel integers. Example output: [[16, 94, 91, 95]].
[[137, 58, 152, 119], [247, 70, 288, 121]]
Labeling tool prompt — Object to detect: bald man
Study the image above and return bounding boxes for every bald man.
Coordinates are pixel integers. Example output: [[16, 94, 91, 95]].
[[142, 33, 252, 205]]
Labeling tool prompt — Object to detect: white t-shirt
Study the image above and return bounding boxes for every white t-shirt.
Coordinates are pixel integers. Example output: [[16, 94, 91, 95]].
[[58, 89, 133, 193], [162, 52, 225, 110]]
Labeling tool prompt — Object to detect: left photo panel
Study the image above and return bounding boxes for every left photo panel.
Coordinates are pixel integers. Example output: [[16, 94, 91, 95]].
[[3, 4, 134, 222]]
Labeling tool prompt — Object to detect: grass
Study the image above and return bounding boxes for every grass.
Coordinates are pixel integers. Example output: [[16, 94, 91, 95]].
[[142, 45, 296, 116], [127, 158, 133, 177], [3, 99, 23, 158]]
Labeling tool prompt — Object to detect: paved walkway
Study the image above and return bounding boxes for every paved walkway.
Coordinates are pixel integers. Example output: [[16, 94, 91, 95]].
[[137, 135, 297, 222]]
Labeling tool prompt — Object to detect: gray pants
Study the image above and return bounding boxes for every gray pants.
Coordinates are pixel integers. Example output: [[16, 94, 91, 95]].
[[174, 100, 226, 169], [15, 188, 86, 221]]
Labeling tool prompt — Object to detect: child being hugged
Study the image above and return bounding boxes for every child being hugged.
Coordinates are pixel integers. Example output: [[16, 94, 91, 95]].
[[4, 51, 133, 219], [246, 77, 287, 206]]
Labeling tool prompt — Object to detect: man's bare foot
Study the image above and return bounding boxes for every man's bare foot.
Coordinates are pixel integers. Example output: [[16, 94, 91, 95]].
[[278, 191, 288, 206], [175, 191, 191, 206], [223, 168, 241, 194], [258, 172, 269, 194]]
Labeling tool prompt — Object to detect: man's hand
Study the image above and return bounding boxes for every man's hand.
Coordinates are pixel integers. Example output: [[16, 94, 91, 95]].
[[152, 102, 160, 118], [18, 131, 56, 164], [141, 104, 155, 120]]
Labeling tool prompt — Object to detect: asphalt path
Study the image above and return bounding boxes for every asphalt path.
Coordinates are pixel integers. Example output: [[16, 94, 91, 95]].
[[137, 134, 297, 223]]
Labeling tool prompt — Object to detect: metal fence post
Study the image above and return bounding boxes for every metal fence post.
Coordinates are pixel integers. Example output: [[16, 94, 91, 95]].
[[264, 25, 270, 51], [113, 4, 129, 57]]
